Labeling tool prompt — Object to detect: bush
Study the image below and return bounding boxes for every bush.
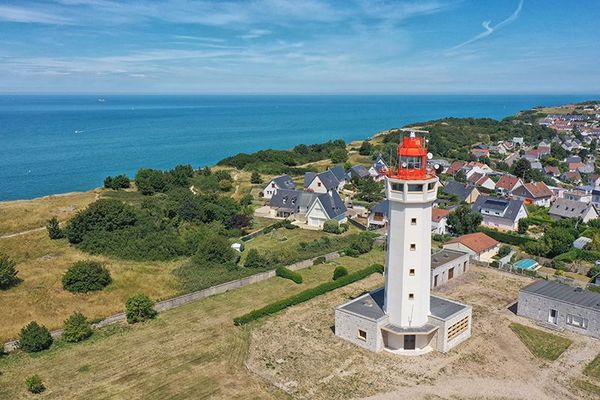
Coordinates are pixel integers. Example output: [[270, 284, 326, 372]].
[[275, 267, 303, 284], [19, 322, 53, 353], [498, 245, 512, 258], [46, 216, 64, 239], [250, 171, 263, 184], [323, 219, 341, 234], [25, 375, 45, 394], [313, 256, 326, 265], [332, 266, 348, 280], [63, 312, 93, 343], [125, 293, 157, 324], [104, 174, 130, 190], [479, 227, 535, 246], [234, 264, 383, 325], [240, 193, 253, 206], [244, 249, 270, 269], [518, 218, 530, 234], [345, 232, 375, 256], [219, 179, 233, 192], [62, 261, 112, 293], [65, 199, 137, 244], [0, 253, 19, 290]]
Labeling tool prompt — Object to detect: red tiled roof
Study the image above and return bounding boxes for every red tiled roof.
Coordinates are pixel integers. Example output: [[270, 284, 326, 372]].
[[447, 161, 466, 175], [446, 232, 499, 254], [544, 166, 560, 175], [523, 182, 553, 199], [496, 174, 520, 191], [431, 208, 450, 223]]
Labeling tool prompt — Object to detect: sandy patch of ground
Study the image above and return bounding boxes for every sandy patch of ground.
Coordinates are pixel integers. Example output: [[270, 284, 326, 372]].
[[246, 266, 600, 400]]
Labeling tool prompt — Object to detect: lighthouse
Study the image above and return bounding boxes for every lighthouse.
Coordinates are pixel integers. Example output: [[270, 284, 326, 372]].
[[335, 130, 472, 355], [383, 131, 437, 328]]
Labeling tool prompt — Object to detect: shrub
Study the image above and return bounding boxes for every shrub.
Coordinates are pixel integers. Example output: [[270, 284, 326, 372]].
[[62, 261, 112, 293], [25, 375, 45, 394], [244, 249, 270, 269], [219, 179, 233, 192], [345, 232, 375, 256], [250, 171, 263, 184], [330, 148, 349, 163], [479, 227, 535, 246], [498, 245, 512, 258], [275, 267, 303, 284], [63, 312, 93, 343], [313, 256, 326, 265], [19, 322, 53, 353], [234, 264, 383, 325], [332, 266, 348, 280], [46, 216, 64, 239], [104, 174, 130, 190], [125, 293, 157, 324], [0, 253, 19, 290], [65, 199, 137, 244], [135, 168, 168, 195], [194, 234, 237, 265], [240, 193, 253, 206], [518, 218, 530, 234], [323, 219, 341, 234]]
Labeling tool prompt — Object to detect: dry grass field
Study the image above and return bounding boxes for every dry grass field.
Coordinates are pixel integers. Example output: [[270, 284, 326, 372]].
[[247, 266, 600, 400], [0, 251, 383, 400]]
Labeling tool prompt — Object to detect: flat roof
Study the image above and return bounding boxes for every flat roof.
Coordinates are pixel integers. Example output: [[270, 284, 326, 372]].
[[520, 280, 600, 311], [338, 288, 470, 322], [431, 249, 468, 270], [382, 323, 438, 335]]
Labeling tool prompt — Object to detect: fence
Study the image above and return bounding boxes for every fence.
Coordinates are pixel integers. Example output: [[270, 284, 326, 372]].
[[3, 251, 340, 353]]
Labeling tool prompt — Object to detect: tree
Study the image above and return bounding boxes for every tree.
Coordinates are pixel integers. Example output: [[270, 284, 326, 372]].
[[250, 171, 263, 184], [551, 142, 568, 160], [512, 158, 532, 181], [0, 253, 19, 289], [358, 141, 372, 156], [62, 261, 112, 293], [25, 375, 45, 394], [355, 179, 384, 203], [518, 218, 530, 234], [543, 227, 575, 258], [65, 199, 137, 244], [125, 293, 157, 324], [19, 321, 53, 353], [194, 234, 237, 264], [591, 139, 598, 154], [219, 179, 233, 192], [454, 170, 466, 183], [135, 168, 168, 195], [330, 148, 348, 164], [323, 219, 341, 234], [240, 193, 253, 206], [104, 174, 130, 190], [63, 312, 93, 343], [46, 216, 64, 239], [498, 245, 512, 258], [447, 206, 483, 235], [332, 266, 348, 280], [244, 249, 268, 269]]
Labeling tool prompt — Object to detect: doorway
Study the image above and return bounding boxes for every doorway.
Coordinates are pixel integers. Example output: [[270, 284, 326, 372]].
[[404, 335, 416, 350], [448, 267, 454, 280], [548, 309, 558, 324]]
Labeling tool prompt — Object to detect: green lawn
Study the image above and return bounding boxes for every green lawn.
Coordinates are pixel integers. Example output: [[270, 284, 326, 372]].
[[584, 353, 600, 380], [509, 322, 572, 361]]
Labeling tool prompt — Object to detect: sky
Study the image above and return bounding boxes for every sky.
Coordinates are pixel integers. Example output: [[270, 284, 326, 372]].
[[0, 0, 599, 94]]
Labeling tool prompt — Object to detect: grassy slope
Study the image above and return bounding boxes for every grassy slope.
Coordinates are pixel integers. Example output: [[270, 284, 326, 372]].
[[509, 322, 572, 361], [0, 249, 384, 400]]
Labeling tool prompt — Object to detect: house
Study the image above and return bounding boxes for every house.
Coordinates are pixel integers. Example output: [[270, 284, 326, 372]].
[[472, 195, 528, 231], [563, 189, 592, 203], [443, 181, 480, 203], [503, 153, 520, 167], [464, 161, 494, 176], [495, 174, 523, 196], [530, 160, 543, 171], [467, 172, 496, 191], [517, 280, 600, 339], [512, 137, 524, 145], [268, 189, 318, 219], [549, 198, 599, 223], [431, 208, 450, 235], [444, 232, 500, 262], [511, 182, 553, 207], [471, 148, 489, 158], [578, 164, 595, 174], [367, 200, 389, 229], [304, 169, 343, 193], [587, 174, 600, 188], [567, 155, 584, 171], [430, 249, 470, 289], [446, 161, 466, 176], [330, 165, 347, 186], [562, 171, 583, 184], [262, 174, 296, 199], [544, 166, 560, 178], [305, 190, 348, 228], [592, 189, 600, 208], [369, 154, 388, 180], [347, 165, 370, 180]]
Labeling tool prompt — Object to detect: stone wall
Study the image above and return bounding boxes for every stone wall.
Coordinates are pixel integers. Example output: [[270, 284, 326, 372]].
[[334, 309, 383, 352]]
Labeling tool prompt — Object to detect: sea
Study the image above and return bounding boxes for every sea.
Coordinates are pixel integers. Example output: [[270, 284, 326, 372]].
[[0, 94, 597, 201]]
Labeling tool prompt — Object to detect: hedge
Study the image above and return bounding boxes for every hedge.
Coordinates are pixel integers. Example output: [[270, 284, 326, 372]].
[[275, 267, 303, 284], [478, 227, 535, 246], [554, 249, 600, 263], [234, 263, 384, 325]]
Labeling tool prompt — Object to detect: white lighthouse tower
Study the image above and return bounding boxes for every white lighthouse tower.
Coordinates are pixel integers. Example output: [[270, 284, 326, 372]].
[[383, 131, 437, 329], [335, 130, 472, 355]]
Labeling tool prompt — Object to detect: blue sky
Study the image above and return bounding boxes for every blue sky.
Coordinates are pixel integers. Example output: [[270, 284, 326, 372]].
[[0, 0, 599, 94]]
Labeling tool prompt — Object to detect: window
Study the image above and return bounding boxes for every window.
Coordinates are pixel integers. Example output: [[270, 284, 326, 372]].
[[566, 314, 588, 329], [411, 218, 417, 225], [428, 182, 436, 191], [408, 293, 414, 300], [317, 182, 322, 187], [409, 268, 415, 276], [358, 329, 367, 340], [401, 156, 422, 169], [410, 243, 416, 251], [448, 316, 470, 340], [391, 183, 404, 192], [271, 183, 275, 188], [407, 184, 423, 192]]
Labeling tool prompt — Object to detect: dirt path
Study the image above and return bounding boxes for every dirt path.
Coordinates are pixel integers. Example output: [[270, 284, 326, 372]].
[[0, 226, 46, 239]]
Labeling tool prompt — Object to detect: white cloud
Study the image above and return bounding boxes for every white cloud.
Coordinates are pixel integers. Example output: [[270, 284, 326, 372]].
[[239, 29, 271, 40], [0, 5, 71, 24]]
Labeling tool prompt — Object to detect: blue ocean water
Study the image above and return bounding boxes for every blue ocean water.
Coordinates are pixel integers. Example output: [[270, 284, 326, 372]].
[[0, 94, 596, 201]]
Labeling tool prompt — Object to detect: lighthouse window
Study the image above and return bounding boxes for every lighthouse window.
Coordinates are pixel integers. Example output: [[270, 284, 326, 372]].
[[408, 293, 414, 300], [428, 182, 436, 191], [410, 243, 416, 251], [411, 218, 417, 225], [409, 269, 415, 276], [407, 184, 423, 192], [391, 183, 404, 192], [402, 156, 422, 169]]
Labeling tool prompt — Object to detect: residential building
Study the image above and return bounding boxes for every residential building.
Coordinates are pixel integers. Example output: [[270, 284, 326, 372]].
[[443, 181, 480, 203], [431, 208, 450, 235], [495, 174, 523, 196], [467, 172, 495, 191], [369, 153, 388, 180], [471, 195, 528, 231], [544, 166, 560, 178], [549, 198, 598, 223], [268, 189, 347, 228], [262, 174, 296, 200], [564, 189, 592, 203], [431, 249, 470, 289], [592, 189, 600, 208], [517, 280, 600, 339], [367, 199, 389, 229], [305, 190, 348, 228], [347, 165, 370, 180], [511, 182, 553, 207], [443, 232, 500, 262], [562, 171, 582, 184], [304, 169, 343, 193], [446, 161, 466, 176]]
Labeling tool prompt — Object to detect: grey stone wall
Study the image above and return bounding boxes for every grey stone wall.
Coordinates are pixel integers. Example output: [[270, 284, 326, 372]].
[[334, 309, 383, 352], [431, 252, 470, 289], [517, 291, 600, 339]]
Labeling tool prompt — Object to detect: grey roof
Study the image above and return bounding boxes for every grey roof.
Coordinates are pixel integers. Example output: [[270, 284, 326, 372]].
[[306, 170, 340, 191], [521, 280, 600, 311], [472, 195, 525, 223], [573, 236, 593, 250], [349, 165, 370, 179], [443, 181, 476, 201], [567, 155, 582, 163], [330, 165, 347, 182], [314, 191, 347, 219], [303, 172, 317, 188], [271, 174, 296, 190], [430, 295, 470, 320], [269, 189, 318, 213], [370, 200, 389, 218], [549, 198, 596, 219], [431, 249, 469, 270]]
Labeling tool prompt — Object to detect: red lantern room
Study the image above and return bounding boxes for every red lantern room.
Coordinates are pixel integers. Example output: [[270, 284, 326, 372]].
[[388, 131, 434, 180]]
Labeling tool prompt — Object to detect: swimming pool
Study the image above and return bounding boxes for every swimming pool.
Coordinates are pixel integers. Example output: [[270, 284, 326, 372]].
[[513, 259, 540, 270]]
